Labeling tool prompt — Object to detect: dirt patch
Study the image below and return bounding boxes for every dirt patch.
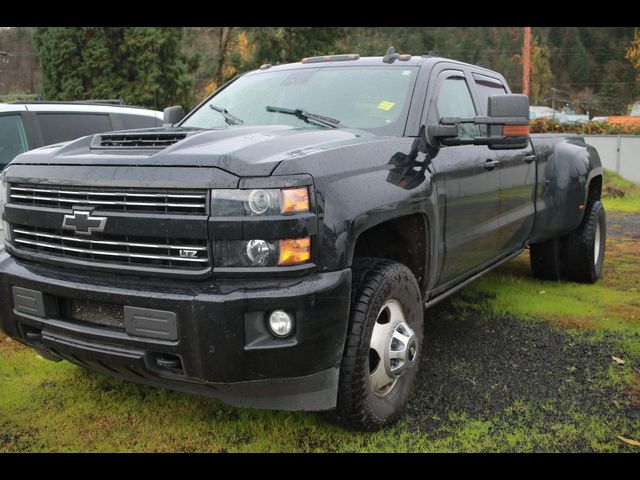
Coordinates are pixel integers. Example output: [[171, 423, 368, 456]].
[[628, 372, 640, 408], [0, 333, 26, 353], [544, 313, 598, 330], [0, 422, 36, 453]]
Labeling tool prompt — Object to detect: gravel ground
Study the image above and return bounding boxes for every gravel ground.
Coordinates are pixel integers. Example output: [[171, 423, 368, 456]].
[[402, 213, 640, 444], [408, 294, 634, 432], [607, 212, 640, 238]]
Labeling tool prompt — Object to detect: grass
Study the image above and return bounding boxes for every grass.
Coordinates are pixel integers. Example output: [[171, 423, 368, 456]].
[[465, 245, 640, 357], [602, 170, 640, 213], [1, 200, 639, 452]]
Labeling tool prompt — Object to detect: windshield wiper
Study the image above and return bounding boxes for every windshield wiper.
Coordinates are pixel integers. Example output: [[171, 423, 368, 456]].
[[265, 106, 341, 128], [209, 104, 244, 125]]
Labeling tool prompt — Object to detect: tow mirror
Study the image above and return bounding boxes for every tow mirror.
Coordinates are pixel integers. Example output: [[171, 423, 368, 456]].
[[163, 106, 184, 126], [484, 94, 530, 149], [430, 94, 530, 150]]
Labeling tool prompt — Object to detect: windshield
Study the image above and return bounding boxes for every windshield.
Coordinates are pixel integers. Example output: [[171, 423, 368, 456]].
[[182, 66, 418, 136]]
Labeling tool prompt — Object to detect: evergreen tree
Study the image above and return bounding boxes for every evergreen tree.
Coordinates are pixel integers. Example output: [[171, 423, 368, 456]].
[[247, 27, 345, 67], [600, 59, 635, 114], [33, 27, 197, 110], [564, 31, 589, 86]]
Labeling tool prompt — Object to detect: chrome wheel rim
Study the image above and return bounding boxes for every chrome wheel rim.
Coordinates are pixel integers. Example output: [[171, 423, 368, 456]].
[[594, 222, 601, 265], [368, 299, 418, 397]]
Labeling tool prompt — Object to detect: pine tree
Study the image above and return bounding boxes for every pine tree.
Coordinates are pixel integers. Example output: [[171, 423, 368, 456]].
[[33, 27, 197, 110], [246, 27, 345, 67]]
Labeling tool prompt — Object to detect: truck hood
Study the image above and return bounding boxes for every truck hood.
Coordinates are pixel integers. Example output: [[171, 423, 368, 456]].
[[11, 125, 381, 177]]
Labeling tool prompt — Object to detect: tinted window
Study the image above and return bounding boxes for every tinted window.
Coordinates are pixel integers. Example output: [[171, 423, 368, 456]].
[[120, 114, 160, 130], [0, 114, 29, 169], [437, 75, 478, 139], [473, 74, 507, 113], [37, 113, 112, 146]]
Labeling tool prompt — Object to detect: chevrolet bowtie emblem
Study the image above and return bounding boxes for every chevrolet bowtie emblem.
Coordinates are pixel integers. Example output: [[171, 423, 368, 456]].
[[61, 210, 107, 236]]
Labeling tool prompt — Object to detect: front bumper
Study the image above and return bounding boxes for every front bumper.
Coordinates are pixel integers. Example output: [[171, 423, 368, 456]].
[[0, 253, 351, 411]]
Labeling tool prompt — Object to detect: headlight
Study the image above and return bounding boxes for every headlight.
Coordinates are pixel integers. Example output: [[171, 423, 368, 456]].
[[213, 237, 311, 267], [211, 185, 312, 267], [212, 187, 309, 217]]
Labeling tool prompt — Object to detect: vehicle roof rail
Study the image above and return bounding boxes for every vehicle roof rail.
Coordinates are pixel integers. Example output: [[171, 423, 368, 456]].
[[300, 54, 360, 64], [9, 99, 127, 106], [7, 99, 150, 110], [71, 99, 126, 105]]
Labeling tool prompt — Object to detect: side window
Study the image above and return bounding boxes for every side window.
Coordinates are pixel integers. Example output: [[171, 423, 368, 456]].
[[37, 113, 112, 146], [436, 75, 478, 139], [473, 74, 508, 113], [120, 114, 160, 130], [0, 114, 29, 169]]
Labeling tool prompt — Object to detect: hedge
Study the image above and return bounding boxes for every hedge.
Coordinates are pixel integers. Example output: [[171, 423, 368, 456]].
[[530, 118, 640, 135]]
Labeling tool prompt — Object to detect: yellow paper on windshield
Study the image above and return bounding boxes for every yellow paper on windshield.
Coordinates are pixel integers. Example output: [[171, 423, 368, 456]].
[[377, 101, 395, 111]]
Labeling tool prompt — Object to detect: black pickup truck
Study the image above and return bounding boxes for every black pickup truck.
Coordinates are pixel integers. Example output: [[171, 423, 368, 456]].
[[0, 52, 605, 430]]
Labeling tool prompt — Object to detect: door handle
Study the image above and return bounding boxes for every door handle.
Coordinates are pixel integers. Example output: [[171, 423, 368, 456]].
[[523, 155, 536, 163], [484, 159, 500, 171]]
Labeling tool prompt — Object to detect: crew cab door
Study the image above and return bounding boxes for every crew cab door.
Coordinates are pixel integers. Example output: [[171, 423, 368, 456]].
[[471, 73, 536, 253], [427, 69, 502, 286]]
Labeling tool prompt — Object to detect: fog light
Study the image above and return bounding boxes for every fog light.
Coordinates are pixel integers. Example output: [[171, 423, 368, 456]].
[[268, 310, 294, 338]]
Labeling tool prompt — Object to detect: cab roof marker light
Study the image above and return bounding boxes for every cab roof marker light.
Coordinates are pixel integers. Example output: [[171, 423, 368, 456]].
[[259, 64, 273, 70], [301, 54, 360, 64]]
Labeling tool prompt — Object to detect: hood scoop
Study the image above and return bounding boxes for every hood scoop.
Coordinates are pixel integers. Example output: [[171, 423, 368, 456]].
[[91, 132, 189, 150]]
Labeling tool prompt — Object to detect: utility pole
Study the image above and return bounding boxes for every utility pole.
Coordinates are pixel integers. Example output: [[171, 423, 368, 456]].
[[522, 27, 531, 98]]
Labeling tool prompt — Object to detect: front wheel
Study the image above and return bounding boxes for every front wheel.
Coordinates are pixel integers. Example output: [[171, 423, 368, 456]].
[[332, 258, 424, 431]]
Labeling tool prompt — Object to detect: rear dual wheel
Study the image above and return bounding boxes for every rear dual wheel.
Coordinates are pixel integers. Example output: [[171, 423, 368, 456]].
[[530, 200, 606, 284]]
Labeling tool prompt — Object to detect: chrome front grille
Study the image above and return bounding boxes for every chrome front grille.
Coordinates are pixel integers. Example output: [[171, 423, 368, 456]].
[[11, 225, 210, 271], [9, 184, 207, 215]]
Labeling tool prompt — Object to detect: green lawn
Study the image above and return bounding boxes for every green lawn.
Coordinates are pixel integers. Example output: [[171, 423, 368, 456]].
[[602, 170, 640, 213]]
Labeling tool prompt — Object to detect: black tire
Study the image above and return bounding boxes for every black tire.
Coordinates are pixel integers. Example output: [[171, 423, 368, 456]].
[[530, 237, 564, 280], [564, 200, 606, 283], [332, 258, 424, 431]]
